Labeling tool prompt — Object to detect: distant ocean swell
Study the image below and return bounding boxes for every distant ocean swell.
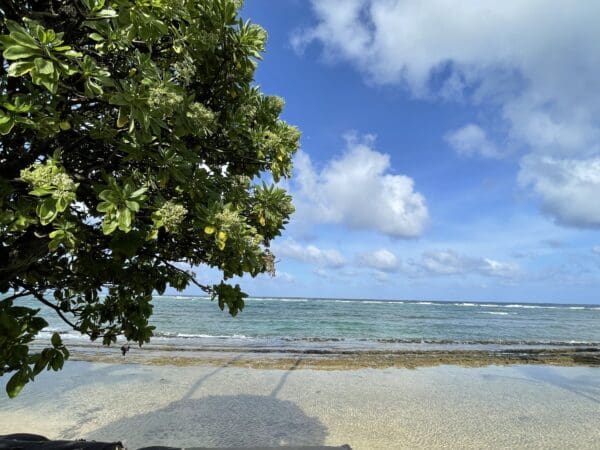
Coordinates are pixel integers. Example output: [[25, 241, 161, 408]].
[[239, 298, 600, 310]]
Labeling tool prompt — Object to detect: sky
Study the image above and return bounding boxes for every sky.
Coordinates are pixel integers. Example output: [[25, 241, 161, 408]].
[[186, 0, 600, 304]]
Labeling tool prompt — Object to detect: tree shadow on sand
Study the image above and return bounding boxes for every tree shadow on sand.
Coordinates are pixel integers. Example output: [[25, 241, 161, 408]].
[[87, 358, 328, 449]]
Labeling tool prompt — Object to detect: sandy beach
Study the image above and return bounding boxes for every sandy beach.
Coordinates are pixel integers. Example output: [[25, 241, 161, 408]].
[[1, 360, 599, 449]]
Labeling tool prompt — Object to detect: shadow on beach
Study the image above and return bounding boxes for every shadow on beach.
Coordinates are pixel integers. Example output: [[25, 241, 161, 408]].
[[516, 365, 600, 404], [87, 358, 328, 448], [481, 365, 600, 404]]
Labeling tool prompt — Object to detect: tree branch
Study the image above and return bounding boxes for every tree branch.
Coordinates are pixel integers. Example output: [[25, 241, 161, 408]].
[[26, 287, 81, 332], [14, 281, 94, 338], [0, 290, 31, 303], [16, 282, 116, 343], [159, 259, 212, 293]]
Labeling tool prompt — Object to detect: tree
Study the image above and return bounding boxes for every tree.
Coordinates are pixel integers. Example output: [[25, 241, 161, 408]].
[[0, 0, 299, 398]]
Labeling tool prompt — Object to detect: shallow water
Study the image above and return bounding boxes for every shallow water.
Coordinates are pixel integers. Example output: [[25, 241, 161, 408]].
[[27, 296, 600, 353], [1, 361, 599, 449]]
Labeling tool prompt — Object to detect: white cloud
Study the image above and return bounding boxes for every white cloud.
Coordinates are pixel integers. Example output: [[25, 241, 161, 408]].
[[592, 246, 600, 255], [519, 156, 600, 227], [445, 124, 502, 158], [480, 258, 520, 278], [293, 134, 428, 237], [359, 249, 399, 272], [417, 250, 520, 278], [374, 271, 389, 283], [273, 239, 345, 268], [295, 0, 600, 227], [419, 250, 466, 275]]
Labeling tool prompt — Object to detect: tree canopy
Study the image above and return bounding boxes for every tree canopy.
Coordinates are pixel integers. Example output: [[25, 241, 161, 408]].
[[0, 0, 299, 397]]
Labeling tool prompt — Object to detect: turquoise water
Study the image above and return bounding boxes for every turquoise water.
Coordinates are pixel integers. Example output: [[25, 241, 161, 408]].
[[31, 296, 600, 351]]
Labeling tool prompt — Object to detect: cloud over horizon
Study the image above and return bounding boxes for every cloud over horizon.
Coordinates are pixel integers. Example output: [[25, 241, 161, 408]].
[[416, 250, 521, 279], [293, 0, 600, 228], [272, 239, 346, 268], [359, 249, 400, 272]]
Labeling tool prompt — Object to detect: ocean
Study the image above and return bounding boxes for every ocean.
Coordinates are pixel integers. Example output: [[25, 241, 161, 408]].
[[31, 296, 600, 354]]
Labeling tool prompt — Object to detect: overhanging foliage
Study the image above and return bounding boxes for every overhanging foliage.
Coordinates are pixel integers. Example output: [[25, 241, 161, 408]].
[[0, 0, 299, 397]]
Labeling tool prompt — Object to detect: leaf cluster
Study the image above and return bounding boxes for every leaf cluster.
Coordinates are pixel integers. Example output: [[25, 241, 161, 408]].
[[0, 299, 69, 398]]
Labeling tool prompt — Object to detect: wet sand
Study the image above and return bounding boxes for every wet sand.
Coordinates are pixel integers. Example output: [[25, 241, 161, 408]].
[[1, 361, 599, 449]]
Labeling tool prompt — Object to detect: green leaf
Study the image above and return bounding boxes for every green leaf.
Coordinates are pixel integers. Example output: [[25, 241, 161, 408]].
[[48, 229, 64, 239], [63, 49, 83, 58], [31, 317, 49, 331], [99, 189, 119, 203], [48, 238, 61, 251], [51, 332, 62, 347], [125, 200, 140, 212], [6, 371, 26, 398], [96, 201, 113, 213], [130, 187, 147, 198], [117, 207, 132, 231], [38, 199, 53, 217], [14, 116, 35, 126], [0, 119, 15, 135], [34, 58, 54, 75], [84, 78, 103, 97], [33, 356, 47, 376], [50, 351, 64, 371], [96, 9, 118, 18], [30, 188, 52, 197], [7, 61, 35, 77], [55, 196, 69, 212], [38, 75, 59, 94], [9, 31, 39, 49], [102, 219, 118, 235], [89, 33, 105, 42], [59, 62, 78, 76], [3, 44, 39, 59], [116, 108, 128, 128]]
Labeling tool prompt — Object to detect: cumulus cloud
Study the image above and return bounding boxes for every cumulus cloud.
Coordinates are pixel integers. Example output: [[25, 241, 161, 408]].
[[419, 250, 466, 275], [273, 238, 521, 280], [416, 250, 520, 278], [358, 249, 400, 272], [445, 124, 502, 158], [293, 134, 428, 237], [294, 0, 600, 227], [518, 156, 600, 227], [272, 239, 345, 268]]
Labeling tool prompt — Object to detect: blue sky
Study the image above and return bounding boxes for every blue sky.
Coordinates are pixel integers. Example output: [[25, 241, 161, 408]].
[[189, 0, 600, 303]]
